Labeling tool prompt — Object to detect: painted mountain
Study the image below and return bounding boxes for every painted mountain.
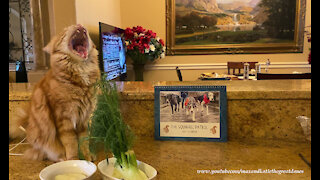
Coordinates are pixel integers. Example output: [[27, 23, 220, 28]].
[[174, 0, 297, 45], [176, 0, 223, 15], [175, 0, 265, 25]]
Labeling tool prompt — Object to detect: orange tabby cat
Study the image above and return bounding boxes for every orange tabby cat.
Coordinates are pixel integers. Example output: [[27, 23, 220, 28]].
[[9, 24, 100, 162]]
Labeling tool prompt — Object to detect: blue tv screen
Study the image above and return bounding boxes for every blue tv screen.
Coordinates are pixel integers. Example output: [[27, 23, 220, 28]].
[[99, 22, 127, 81]]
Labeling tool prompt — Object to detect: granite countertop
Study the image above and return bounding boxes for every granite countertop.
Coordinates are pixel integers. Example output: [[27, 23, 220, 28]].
[[9, 80, 311, 101], [9, 80, 311, 179], [9, 137, 311, 180]]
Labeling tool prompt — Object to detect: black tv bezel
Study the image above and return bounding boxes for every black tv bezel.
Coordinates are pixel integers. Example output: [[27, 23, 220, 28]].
[[98, 22, 127, 81]]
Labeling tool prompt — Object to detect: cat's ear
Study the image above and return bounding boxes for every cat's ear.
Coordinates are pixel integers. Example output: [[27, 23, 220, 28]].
[[43, 36, 58, 54], [43, 41, 53, 54]]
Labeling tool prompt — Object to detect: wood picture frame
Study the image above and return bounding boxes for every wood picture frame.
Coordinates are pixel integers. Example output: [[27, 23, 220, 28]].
[[166, 0, 306, 55]]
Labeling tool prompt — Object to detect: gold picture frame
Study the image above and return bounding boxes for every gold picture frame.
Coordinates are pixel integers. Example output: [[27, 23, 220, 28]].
[[166, 0, 306, 55]]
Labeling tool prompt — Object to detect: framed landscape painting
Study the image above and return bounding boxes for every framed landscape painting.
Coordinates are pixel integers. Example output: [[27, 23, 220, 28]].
[[154, 86, 227, 142], [166, 0, 306, 55]]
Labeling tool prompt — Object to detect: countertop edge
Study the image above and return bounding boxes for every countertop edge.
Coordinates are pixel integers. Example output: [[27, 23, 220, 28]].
[[9, 90, 311, 101]]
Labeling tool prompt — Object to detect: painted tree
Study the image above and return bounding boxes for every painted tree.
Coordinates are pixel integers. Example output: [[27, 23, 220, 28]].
[[259, 0, 296, 39]]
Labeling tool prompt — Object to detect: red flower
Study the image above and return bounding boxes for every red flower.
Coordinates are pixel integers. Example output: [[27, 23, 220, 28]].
[[143, 43, 149, 49], [123, 25, 165, 62], [138, 44, 145, 53], [145, 30, 156, 38], [131, 40, 138, 48], [308, 50, 311, 64], [308, 37, 311, 43], [159, 39, 164, 46], [124, 28, 134, 40], [127, 45, 133, 50], [139, 36, 150, 46], [133, 26, 145, 34]]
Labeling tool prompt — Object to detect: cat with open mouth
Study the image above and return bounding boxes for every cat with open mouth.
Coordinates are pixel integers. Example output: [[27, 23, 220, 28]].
[[9, 24, 101, 162], [69, 25, 89, 59]]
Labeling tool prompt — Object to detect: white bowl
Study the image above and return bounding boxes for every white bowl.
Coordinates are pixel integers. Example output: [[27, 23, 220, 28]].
[[39, 160, 97, 180], [98, 157, 157, 180]]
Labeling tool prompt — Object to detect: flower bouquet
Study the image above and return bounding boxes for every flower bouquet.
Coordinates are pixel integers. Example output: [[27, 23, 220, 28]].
[[307, 36, 311, 65], [123, 26, 165, 81], [305, 25, 311, 64]]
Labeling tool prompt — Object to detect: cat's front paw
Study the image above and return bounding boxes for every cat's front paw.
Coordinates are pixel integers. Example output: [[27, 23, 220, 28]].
[[81, 149, 96, 162]]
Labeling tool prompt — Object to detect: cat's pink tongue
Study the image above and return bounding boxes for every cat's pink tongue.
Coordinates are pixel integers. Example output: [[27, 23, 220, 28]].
[[76, 46, 88, 58]]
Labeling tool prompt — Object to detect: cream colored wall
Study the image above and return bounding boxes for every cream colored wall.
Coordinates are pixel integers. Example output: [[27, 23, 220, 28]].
[[75, 0, 122, 47], [48, 0, 122, 45], [120, 0, 311, 81], [48, 0, 77, 38], [42, 0, 311, 81]]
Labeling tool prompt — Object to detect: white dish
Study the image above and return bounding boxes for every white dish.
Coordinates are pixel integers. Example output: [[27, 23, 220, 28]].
[[238, 76, 256, 80], [39, 160, 97, 180], [98, 157, 157, 180]]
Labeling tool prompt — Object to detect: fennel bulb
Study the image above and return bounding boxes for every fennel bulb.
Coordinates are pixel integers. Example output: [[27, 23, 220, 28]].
[[87, 74, 148, 180]]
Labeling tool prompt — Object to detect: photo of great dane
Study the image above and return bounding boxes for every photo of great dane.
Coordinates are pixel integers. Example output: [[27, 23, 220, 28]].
[[195, 92, 214, 115], [166, 93, 181, 114]]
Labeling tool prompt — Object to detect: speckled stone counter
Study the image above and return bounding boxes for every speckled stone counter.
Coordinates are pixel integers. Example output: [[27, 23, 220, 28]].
[[9, 80, 311, 142], [9, 80, 311, 180], [119, 80, 311, 142], [9, 137, 311, 180]]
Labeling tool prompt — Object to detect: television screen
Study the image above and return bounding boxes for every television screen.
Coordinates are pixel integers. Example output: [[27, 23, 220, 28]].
[[99, 22, 127, 81]]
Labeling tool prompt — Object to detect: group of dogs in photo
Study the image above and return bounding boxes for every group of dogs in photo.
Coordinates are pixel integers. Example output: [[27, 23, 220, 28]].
[[165, 91, 215, 122]]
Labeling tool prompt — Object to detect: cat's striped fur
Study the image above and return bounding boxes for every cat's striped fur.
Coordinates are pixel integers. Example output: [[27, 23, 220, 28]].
[[9, 24, 100, 162]]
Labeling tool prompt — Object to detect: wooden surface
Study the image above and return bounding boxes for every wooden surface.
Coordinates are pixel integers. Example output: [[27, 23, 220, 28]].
[[257, 73, 311, 80], [227, 62, 258, 75]]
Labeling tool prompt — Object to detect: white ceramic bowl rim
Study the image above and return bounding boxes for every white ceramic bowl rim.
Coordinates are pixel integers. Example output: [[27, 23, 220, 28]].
[[98, 157, 157, 180], [39, 160, 97, 180]]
